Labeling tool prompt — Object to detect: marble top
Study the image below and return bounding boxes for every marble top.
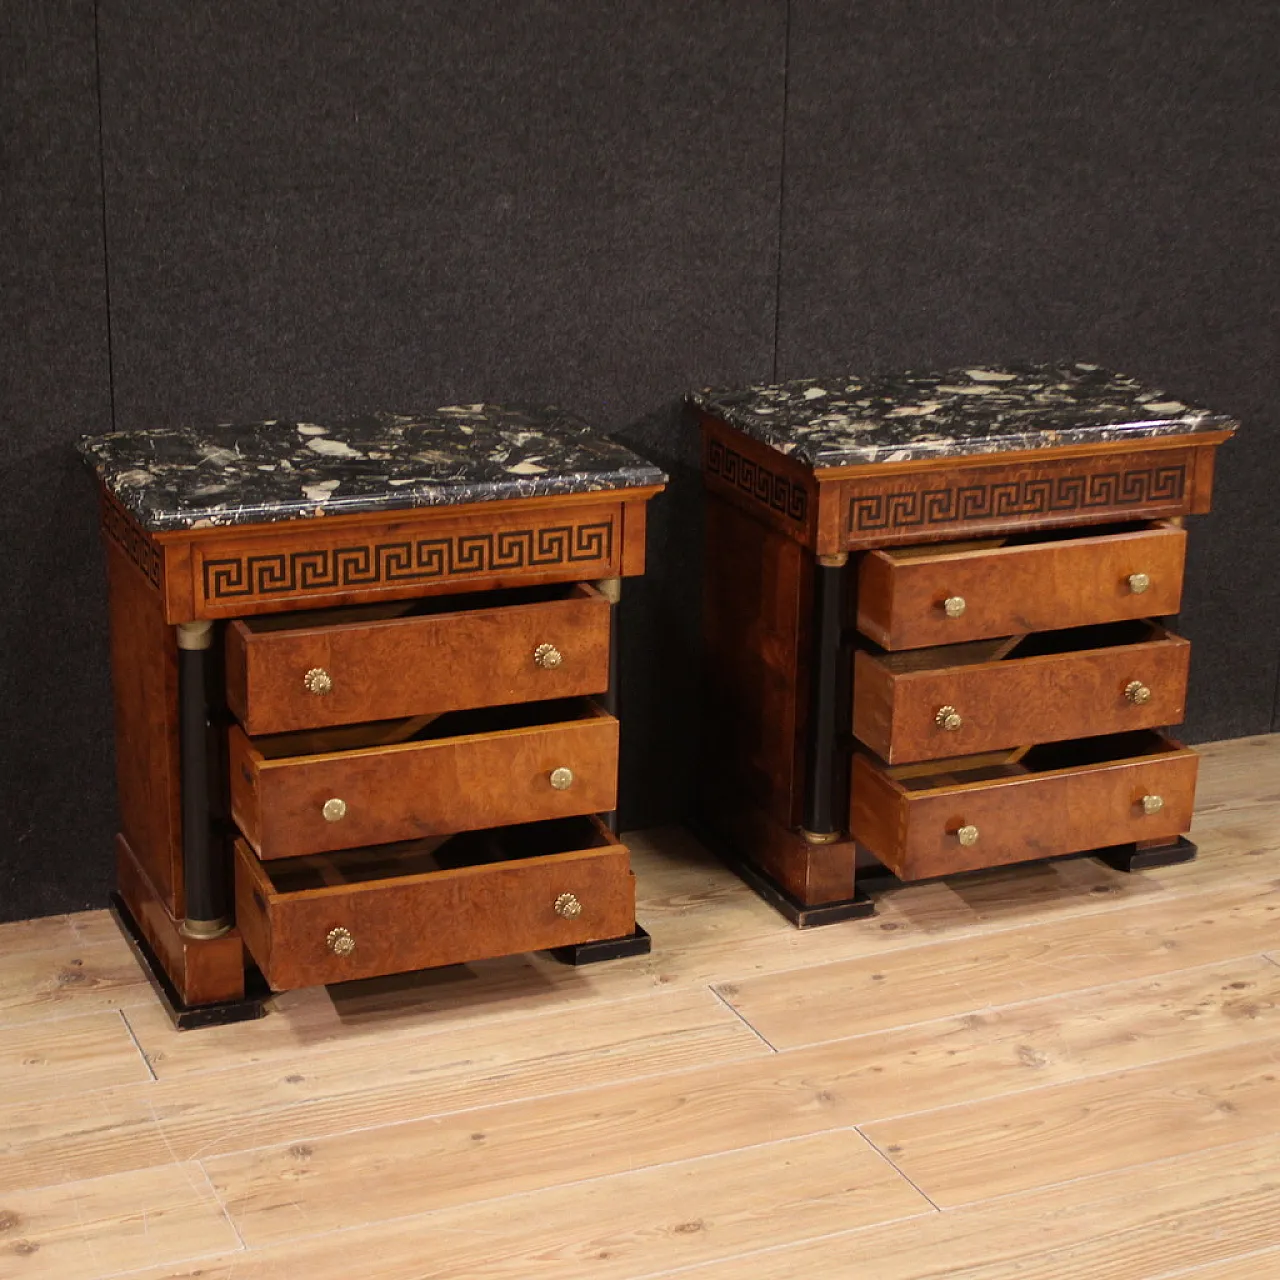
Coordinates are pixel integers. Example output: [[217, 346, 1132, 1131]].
[[78, 406, 667, 531], [691, 363, 1237, 469]]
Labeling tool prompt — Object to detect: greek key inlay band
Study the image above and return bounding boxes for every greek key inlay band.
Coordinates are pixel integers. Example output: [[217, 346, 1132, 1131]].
[[202, 521, 614, 602], [848, 465, 1186, 534], [705, 436, 809, 524]]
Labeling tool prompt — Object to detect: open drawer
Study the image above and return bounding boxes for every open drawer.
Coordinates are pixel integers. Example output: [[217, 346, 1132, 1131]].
[[230, 697, 618, 860], [235, 814, 636, 990], [856, 519, 1187, 650], [850, 730, 1198, 881], [225, 581, 612, 735], [853, 620, 1190, 763]]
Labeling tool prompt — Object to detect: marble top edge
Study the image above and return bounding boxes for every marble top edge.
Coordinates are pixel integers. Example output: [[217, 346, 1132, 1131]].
[[690, 362, 1238, 469], [78, 405, 667, 532]]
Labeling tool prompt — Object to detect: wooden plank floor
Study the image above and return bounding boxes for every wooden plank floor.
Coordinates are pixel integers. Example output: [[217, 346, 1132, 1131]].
[[1, 733, 1278, 1279]]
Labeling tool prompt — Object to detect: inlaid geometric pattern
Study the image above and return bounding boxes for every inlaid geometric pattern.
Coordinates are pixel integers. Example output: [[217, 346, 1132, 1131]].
[[202, 522, 614, 602], [848, 465, 1187, 534], [101, 492, 163, 588], [705, 436, 809, 524]]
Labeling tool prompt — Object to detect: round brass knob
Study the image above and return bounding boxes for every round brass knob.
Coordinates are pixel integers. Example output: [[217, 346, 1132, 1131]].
[[1124, 680, 1152, 705], [326, 927, 355, 956], [943, 596, 967, 619], [533, 643, 563, 670], [936, 705, 963, 731], [956, 825, 979, 847], [549, 767, 574, 791], [1127, 572, 1151, 595], [1141, 794, 1165, 815], [554, 892, 582, 919], [304, 667, 333, 696], [322, 797, 347, 822]]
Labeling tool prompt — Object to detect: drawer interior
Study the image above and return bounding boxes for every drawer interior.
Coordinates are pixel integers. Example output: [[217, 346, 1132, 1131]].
[[862, 619, 1173, 674], [236, 580, 601, 635], [249, 695, 606, 760], [887, 728, 1180, 793], [259, 814, 616, 894], [874, 519, 1170, 563]]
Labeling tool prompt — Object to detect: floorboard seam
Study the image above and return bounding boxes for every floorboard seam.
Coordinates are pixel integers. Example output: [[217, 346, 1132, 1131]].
[[708, 984, 778, 1052], [118, 1008, 158, 1082], [853, 1124, 942, 1211]]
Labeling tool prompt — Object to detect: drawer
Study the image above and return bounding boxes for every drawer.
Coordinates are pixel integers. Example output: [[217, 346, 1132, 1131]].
[[857, 520, 1186, 650], [225, 581, 612, 735], [853, 621, 1190, 763], [235, 815, 637, 990], [230, 698, 618, 860], [850, 730, 1198, 881]]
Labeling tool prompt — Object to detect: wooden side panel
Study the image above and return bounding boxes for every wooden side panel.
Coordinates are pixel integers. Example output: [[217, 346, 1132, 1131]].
[[702, 492, 811, 830], [853, 743, 1199, 881], [116, 834, 246, 1005], [853, 633, 1192, 763], [839, 447, 1197, 552], [857, 522, 1188, 650], [187, 501, 626, 620], [231, 710, 620, 860], [235, 835, 635, 990], [104, 536, 185, 916], [225, 585, 612, 735], [701, 414, 819, 548]]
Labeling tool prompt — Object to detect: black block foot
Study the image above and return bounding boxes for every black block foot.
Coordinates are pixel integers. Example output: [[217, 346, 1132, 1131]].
[[549, 924, 651, 965], [1095, 836, 1198, 873], [725, 855, 877, 928], [109, 892, 270, 1031]]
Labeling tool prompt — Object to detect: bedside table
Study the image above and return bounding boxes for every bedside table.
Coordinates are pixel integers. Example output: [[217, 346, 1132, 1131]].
[[79, 407, 665, 1025], [692, 364, 1236, 926]]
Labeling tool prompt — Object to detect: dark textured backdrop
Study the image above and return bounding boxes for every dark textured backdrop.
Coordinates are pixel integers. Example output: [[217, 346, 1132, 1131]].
[[3, 0, 1276, 922]]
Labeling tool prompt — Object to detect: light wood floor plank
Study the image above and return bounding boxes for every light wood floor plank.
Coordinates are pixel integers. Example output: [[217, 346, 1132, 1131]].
[[1160, 1249, 1280, 1279], [201, 956, 1280, 1247], [0, 1163, 241, 1279], [862, 1035, 1280, 1206], [0, 940, 154, 1027], [100, 1130, 931, 1280], [0, 913, 78, 961], [0, 1009, 152, 1101], [143, 988, 772, 1160], [717, 887, 1280, 1048], [639, 1131, 1280, 1280]]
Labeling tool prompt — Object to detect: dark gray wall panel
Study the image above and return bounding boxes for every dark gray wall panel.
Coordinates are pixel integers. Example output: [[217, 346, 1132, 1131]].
[[95, 0, 785, 828], [779, 0, 1280, 744], [0, 1, 115, 922]]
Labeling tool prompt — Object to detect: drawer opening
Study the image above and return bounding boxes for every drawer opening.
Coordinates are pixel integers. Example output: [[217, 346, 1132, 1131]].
[[257, 815, 616, 894], [888, 729, 1180, 792], [877, 519, 1170, 562], [250, 696, 607, 760], [237, 581, 601, 635]]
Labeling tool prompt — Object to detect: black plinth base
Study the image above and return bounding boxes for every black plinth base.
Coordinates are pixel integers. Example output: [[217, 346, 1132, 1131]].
[[109, 892, 270, 1031], [1095, 836, 1198, 873], [549, 924, 651, 965], [726, 855, 878, 929]]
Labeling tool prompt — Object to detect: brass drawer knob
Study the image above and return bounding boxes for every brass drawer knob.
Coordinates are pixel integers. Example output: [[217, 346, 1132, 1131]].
[[554, 892, 582, 919], [304, 667, 333, 695], [326, 926, 355, 956], [549, 766, 575, 791], [1127, 572, 1151, 594], [956, 825, 979, 847], [943, 596, 967, 618], [1141, 794, 1165, 815], [936, 705, 963, 731], [322, 797, 348, 822], [533, 643, 563, 669], [1124, 680, 1152, 705]]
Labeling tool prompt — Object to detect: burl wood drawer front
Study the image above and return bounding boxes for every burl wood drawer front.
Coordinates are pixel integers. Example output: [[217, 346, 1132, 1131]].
[[234, 817, 636, 990], [857, 521, 1186, 650], [850, 731, 1198, 881], [230, 700, 618, 860], [853, 624, 1191, 764], [225, 583, 611, 735]]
